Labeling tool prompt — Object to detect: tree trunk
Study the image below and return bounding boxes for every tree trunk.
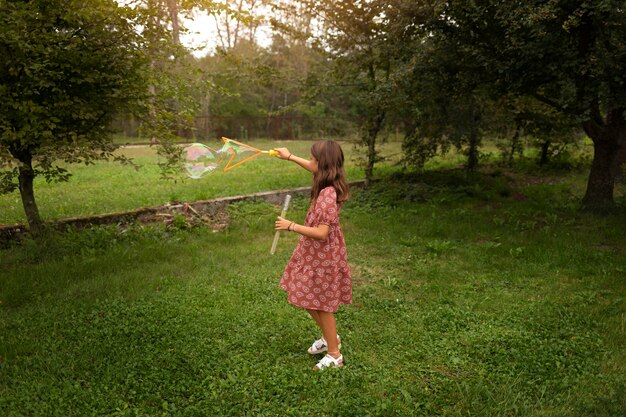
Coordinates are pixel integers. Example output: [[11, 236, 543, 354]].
[[362, 59, 387, 186], [539, 140, 551, 166], [363, 111, 385, 185], [508, 128, 520, 165], [166, 0, 180, 45], [467, 111, 480, 171], [17, 154, 43, 235], [509, 120, 523, 164], [467, 127, 479, 171], [617, 141, 626, 180], [582, 108, 626, 209], [582, 137, 621, 208]]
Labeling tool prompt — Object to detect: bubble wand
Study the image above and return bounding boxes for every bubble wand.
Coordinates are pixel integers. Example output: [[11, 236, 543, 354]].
[[183, 137, 279, 178], [220, 138, 279, 172], [271, 194, 291, 255]]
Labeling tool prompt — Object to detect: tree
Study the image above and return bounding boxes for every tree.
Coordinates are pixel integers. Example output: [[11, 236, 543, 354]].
[[292, 0, 395, 184], [135, 0, 209, 178], [505, 98, 581, 166], [209, 0, 270, 49], [396, 30, 494, 171], [0, 0, 149, 234], [418, 1, 626, 208]]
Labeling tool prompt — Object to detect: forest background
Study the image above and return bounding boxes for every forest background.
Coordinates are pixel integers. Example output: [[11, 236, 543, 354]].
[[1, 0, 626, 234]]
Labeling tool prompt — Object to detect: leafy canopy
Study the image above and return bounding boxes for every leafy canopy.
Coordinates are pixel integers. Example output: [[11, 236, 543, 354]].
[[0, 0, 149, 192]]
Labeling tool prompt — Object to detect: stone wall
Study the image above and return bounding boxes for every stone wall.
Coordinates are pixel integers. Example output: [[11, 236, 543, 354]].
[[0, 181, 366, 241]]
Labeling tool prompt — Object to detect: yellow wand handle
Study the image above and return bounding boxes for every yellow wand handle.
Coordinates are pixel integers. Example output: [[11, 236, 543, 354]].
[[271, 194, 292, 255]]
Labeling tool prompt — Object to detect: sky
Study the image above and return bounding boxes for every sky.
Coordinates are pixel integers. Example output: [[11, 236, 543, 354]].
[[115, 1, 273, 58], [181, 9, 273, 57], [179, 11, 220, 57]]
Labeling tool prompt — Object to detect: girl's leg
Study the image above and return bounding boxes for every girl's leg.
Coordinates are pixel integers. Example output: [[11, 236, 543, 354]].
[[307, 309, 341, 356], [307, 309, 323, 328], [317, 311, 341, 359]]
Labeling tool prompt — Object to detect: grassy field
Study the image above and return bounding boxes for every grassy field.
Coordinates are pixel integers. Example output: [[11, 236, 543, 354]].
[[1, 161, 625, 415], [0, 139, 405, 225], [2, 136, 615, 226]]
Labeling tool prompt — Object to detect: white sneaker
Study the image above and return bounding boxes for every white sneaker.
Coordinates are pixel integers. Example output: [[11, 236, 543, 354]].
[[307, 335, 341, 354], [313, 354, 344, 371]]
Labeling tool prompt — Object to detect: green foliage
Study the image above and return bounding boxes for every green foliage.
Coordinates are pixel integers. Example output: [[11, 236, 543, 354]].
[[5, 223, 170, 266], [397, 39, 491, 170], [416, 0, 626, 204], [132, 1, 212, 180], [284, 0, 399, 180], [0, 0, 150, 231], [0, 169, 18, 194], [0, 0, 148, 178], [490, 96, 582, 165]]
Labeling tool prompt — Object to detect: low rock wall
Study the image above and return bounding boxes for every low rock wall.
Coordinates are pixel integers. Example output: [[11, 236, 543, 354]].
[[0, 181, 366, 241]]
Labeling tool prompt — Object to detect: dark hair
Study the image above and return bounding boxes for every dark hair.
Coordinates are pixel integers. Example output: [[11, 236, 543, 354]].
[[310, 140, 350, 204]]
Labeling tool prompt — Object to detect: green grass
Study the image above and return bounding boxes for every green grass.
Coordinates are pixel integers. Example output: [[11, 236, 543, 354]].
[[0, 139, 405, 225], [1, 136, 618, 226], [1, 171, 624, 416]]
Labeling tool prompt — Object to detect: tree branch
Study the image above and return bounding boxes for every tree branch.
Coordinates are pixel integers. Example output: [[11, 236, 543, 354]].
[[532, 93, 568, 114]]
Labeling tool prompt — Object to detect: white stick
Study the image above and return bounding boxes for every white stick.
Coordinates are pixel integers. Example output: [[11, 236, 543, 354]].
[[271, 194, 292, 255]]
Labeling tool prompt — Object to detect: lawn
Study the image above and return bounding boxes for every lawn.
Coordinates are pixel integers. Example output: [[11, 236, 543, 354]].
[[0, 139, 401, 225], [1, 165, 624, 416]]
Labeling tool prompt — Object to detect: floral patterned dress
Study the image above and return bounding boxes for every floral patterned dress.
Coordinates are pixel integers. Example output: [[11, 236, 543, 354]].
[[280, 186, 352, 312]]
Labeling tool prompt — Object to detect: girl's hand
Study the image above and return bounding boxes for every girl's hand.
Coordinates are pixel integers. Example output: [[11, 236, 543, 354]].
[[273, 147, 292, 160], [275, 216, 292, 231], [273, 148, 315, 173]]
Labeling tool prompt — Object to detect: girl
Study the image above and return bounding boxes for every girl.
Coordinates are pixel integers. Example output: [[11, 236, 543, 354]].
[[274, 140, 352, 371]]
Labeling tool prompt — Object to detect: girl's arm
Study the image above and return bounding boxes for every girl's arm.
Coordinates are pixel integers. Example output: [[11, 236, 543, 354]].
[[275, 216, 329, 241], [273, 147, 317, 173]]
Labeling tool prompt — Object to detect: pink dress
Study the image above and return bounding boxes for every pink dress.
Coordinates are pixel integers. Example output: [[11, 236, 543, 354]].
[[280, 186, 352, 312]]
